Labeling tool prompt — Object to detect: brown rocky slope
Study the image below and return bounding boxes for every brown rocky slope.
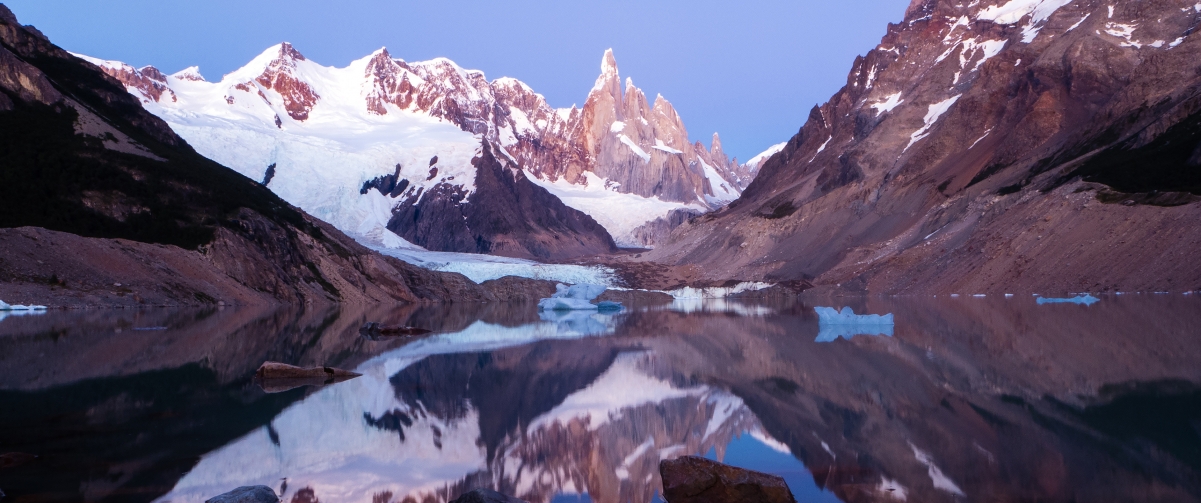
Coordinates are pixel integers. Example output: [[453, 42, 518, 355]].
[[0, 5, 546, 307], [648, 0, 1201, 294]]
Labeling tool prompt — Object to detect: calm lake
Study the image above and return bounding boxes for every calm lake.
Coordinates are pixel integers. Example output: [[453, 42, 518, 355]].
[[1, 294, 1200, 503]]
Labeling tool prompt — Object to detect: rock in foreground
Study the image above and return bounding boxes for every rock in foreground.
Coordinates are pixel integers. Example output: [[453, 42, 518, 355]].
[[205, 485, 279, 503], [359, 322, 432, 340], [659, 456, 796, 503], [254, 362, 360, 379], [449, 488, 528, 503]]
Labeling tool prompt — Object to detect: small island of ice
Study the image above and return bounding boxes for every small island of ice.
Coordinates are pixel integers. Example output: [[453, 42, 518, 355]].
[[815, 306, 894, 342], [0, 299, 47, 311], [537, 284, 623, 312], [1036, 294, 1100, 306]]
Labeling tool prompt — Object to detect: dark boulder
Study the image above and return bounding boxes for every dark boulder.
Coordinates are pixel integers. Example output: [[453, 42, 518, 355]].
[[449, 488, 527, 503], [659, 456, 796, 503], [205, 486, 279, 503], [254, 362, 360, 379], [359, 322, 432, 340]]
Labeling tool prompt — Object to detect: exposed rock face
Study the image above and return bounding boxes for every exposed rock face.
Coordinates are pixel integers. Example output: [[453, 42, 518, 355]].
[[448, 489, 528, 503], [81, 45, 756, 249], [205, 486, 280, 503], [0, 6, 554, 306], [387, 142, 617, 259], [659, 456, 796, 503], [650, 0, 1201, 293]]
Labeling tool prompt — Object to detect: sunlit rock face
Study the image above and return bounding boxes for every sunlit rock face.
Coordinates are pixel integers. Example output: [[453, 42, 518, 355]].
[[649, 0, 1201, 293], [80, 46, 755, 249]]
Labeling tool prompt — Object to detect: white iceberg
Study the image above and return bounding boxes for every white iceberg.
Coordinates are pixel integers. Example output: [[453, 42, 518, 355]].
[[537, 283, 623, 312], [0, 299, 47, 311], [814, 306, 894, 342], [1036, 294, 1100, 306]]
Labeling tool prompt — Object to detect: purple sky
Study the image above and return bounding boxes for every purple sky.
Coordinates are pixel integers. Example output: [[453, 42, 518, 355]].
[[5, 0, 909, 160]]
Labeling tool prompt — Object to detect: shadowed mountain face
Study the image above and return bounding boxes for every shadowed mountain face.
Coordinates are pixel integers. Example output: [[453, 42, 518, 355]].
[[649, 0, 1201, 294], [386, 142, 618, 259], [0, 5, 523, 305], [6, 295, 1198, 503]]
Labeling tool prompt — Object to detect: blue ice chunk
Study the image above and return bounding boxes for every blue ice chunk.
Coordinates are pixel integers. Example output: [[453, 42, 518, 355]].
[[815, 306, 894, 325], [1036, 294, 1100, 306], [814, 306, 894, 342], [596, 301, 624, 312], [537, 283, 622, 311]]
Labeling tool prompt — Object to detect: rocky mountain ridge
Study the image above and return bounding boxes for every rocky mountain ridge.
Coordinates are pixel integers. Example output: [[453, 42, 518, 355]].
[[84, 45, 760, 251], [648, 0, 1201, 293], [0, 4, 552, 306]]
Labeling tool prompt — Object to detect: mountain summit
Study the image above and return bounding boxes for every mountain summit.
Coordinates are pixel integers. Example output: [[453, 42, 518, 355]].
[[83, 47, 757, 252]]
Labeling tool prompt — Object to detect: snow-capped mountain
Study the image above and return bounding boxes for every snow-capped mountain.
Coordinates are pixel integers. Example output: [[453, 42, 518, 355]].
[[649, 0, 1201, 293], [79, 45, 756, 252]]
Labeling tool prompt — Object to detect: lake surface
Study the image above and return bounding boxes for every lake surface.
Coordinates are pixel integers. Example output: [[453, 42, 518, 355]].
[[2, 294, 1200, 503]]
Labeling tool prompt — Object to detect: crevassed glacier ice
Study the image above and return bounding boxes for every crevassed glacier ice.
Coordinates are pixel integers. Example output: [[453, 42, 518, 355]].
[[814, 306, 894, 342], [1036, 294, 1100, 306], [537, 284, 623, 312]]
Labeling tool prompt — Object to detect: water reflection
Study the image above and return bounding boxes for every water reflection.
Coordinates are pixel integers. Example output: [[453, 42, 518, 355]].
[[0, 295, 1199, 502]]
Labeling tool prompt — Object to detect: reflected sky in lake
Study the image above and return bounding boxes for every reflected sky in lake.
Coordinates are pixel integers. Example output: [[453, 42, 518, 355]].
[[2, 294, 1201, 503]]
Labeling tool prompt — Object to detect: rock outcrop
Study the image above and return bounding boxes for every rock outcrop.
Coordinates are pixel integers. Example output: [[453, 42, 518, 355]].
[[649, 0, 1201, 293], [205, 486, 280, 503], [659, 456, 796, 503], [0, 5, 556, 306]]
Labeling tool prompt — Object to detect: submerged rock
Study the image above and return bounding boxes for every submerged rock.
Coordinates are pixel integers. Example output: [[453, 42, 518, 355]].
[[448, 489, 528, 503], [659, 456, 796, 503], [359, 322, 432, 340], [205, 485, 279, 503], [254, 362, 360, 379], [253, 362, 361, 393]]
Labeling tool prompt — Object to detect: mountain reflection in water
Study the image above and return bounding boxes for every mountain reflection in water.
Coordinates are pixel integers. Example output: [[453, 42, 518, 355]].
[[1, 295, 1200, 503]]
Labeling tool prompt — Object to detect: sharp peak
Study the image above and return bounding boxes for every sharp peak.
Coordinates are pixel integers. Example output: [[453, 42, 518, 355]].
[[276, 42, 306, 61], [601, 48, 619, 74]]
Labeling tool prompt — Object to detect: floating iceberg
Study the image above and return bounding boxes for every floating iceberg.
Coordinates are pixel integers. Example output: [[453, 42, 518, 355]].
[[815, 306, 894, 342], [537, 284, 623, 312], [0, 299, 47, 311], [815, 306, 894, 325], [1036, 294, 1100, 306]]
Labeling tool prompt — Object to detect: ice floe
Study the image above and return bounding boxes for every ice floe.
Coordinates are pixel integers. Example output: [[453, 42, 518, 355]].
[[537, 283, 623, 312], [1036, 294, 1100, 305], [815, 306, 895, 342], [0, 300, 47, 311]]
